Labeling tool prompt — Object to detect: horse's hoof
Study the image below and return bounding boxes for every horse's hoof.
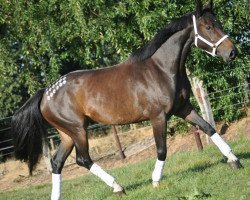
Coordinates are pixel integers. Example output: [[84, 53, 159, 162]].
[[113, 182, 125, 195], [152, 181, 159, 188], [113, 189, 126, 195], [228, 160, 243, 169]]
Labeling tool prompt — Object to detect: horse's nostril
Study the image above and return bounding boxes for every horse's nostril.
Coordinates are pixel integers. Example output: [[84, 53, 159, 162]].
[[229, 50, 236, 59]]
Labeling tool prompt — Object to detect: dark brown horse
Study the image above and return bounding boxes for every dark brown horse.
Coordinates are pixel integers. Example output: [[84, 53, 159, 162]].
[[11, 1, 242, 199]]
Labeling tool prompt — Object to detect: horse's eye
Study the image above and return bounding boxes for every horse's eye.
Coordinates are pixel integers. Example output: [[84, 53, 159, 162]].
[[206, 26, 211, 30]]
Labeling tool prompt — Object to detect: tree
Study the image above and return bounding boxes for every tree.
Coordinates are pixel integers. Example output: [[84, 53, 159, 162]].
[[0, 0, 249, 120]]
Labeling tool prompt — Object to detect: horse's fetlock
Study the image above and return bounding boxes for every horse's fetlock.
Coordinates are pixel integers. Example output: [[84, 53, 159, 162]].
[[51, 158, 64, 174], [157, 149, 166, 161]]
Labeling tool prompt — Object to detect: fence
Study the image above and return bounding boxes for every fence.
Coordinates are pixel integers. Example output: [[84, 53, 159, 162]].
[[0, 123, 111, 160], [0, 67, 249, 162]]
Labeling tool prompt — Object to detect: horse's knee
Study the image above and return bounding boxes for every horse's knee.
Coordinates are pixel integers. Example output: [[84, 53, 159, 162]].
[[76, 156, 93, 170]]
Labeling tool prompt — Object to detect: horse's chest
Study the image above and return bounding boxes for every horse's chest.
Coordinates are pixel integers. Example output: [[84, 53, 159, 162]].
[[177, 87, 190, 101], [172, 84, 191, 112]]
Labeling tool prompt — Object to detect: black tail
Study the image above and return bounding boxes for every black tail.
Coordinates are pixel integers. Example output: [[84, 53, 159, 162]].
[[11, 89, 47, 175]]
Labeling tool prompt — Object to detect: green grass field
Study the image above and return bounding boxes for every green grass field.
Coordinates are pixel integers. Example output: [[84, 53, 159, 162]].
[[1, 136, 249, 200]]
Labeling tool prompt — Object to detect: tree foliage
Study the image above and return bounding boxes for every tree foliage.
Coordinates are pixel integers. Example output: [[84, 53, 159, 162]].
[[0, 0, 249, 120]]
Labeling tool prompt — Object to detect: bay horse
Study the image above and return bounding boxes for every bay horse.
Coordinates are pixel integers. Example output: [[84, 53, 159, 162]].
[[11, 1, 242, 199]]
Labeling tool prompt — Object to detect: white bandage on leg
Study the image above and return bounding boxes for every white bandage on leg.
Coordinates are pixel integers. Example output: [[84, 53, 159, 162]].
[[90, 163, 115, 187], [211, 133, 232, 157], [112, 181, 123, 193], [152, 159, 165, 182], [51, 173, 61, 200], [227, 151, 238, 162]]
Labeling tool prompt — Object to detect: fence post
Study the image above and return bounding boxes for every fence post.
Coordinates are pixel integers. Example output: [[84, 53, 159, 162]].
[[192, 126, 203, 151], [197, 79, 216, 144], [111, 126, 125, 159], [50, 138, 55, 151], [187, 70, 216, 145], [244, 78, 250, 105]]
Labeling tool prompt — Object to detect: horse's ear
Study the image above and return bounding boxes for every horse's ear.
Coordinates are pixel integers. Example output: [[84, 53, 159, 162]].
[[205, 0, 213, 11], [196, 0, 203, 17]]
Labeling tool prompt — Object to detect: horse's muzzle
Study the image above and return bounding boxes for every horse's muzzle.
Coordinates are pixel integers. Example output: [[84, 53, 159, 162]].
[[222, 46, 238, 63]]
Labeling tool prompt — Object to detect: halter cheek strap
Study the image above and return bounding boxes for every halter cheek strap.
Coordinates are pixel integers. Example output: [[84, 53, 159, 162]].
[[192, 15, 228, 57]]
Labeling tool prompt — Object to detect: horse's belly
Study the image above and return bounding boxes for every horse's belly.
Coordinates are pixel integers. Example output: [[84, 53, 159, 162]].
[[84, 95, 168, 125], [85, 103, 148, 125]]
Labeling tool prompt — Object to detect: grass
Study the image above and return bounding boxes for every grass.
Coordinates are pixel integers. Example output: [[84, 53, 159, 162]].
[[0, 136, 249, 200]]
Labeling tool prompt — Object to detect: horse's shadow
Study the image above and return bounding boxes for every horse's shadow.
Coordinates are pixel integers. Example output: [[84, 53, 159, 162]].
[[188, 152, 250, 171], [125, 178, 152, 191], [124, 151, 250, 192], [124, 162, 216, 192], [185, 162, 216, 173], [237, 152, 250, 160]]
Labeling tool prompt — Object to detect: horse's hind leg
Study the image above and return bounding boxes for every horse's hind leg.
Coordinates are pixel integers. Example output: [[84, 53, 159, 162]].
[[73, 127, 124, 194], [51, 130, 74, 200], [175, 102, 243, 168]]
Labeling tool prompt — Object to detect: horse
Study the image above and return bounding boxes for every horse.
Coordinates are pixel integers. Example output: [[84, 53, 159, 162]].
[[11, 0, 242, 199]]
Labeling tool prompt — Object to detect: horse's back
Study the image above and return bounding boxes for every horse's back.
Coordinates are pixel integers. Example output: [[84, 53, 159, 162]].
[[40, 63, 141, 126]]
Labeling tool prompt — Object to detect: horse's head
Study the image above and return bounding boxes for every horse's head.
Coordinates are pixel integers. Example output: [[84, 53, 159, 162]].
[[193, 0, 237, 62]]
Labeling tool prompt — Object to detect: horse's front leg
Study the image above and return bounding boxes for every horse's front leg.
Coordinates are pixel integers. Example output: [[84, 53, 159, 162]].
[[176, 103, 243, 168], [151, 113, 167, 188]]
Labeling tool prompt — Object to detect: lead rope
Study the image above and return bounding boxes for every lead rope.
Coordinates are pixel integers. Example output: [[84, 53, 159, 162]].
[[192, 15, 228, 57]]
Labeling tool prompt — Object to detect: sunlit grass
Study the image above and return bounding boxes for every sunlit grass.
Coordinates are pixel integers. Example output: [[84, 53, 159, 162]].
[[1, 136, 249, 200]]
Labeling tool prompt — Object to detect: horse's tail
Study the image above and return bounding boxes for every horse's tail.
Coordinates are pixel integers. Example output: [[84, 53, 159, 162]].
[[11, 89, 48, 175]]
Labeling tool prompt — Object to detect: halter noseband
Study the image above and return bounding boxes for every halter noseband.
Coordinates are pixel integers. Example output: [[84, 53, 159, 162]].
[[192, 15, 228, 57]]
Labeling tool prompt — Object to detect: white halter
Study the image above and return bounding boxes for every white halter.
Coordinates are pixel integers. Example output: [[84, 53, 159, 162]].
[[192, 15, 228, 57]]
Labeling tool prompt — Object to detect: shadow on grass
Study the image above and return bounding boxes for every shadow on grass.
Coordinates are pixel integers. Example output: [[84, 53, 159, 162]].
[[177, 191, 212, 200], [237, 152, 250, 160], [124, 162, 218, 192], [123, 152, 250, 192], [186, 151, 250, 173], [124, 179, 152, 191], [186, 162, 217, 173]]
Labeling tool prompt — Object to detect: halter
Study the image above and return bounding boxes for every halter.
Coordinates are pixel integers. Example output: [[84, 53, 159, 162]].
[[192, 15, 228, 57]]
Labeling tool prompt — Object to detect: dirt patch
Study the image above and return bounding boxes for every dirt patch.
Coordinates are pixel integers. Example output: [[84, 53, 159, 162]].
[[0, 109, 249, 192]]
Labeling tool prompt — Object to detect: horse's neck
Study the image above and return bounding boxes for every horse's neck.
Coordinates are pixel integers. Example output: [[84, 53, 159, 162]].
[[151, 27, 193, 75]]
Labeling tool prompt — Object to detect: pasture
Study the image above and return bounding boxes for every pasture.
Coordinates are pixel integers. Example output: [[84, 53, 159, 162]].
[[0, 136, 249, 200]]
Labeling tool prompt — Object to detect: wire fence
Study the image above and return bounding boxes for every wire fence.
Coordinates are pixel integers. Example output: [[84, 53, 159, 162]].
[[0, 124, 110, 159], [206, 83, 249, 95], [0, 67, 249, 161]]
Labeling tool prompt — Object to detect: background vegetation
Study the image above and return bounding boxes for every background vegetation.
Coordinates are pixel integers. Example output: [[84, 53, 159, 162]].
[[0, 0, 249, 120]]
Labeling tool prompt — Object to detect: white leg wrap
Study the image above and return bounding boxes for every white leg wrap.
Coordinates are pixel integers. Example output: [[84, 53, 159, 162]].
[[152, 159, 165, 182], [227, 151, 238, 162], [90, 163, 115, 187], [51, 173, 61, 200], [211, 133, 231, 157], [113, 181, 123, 193]]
